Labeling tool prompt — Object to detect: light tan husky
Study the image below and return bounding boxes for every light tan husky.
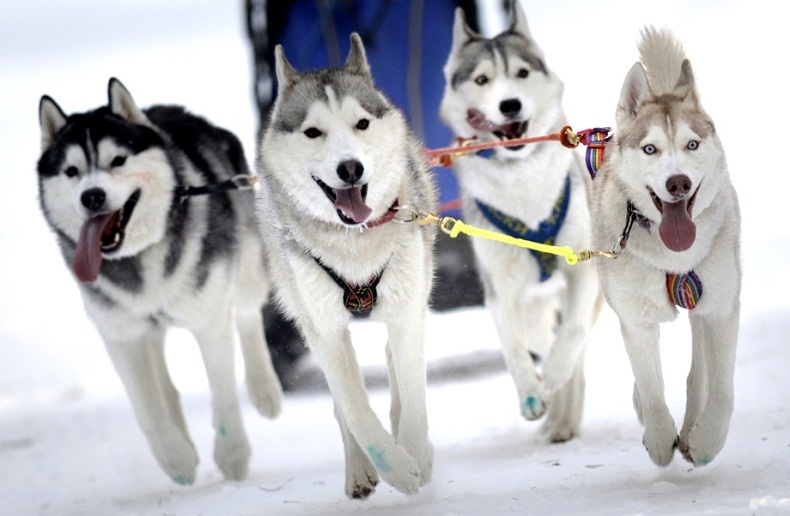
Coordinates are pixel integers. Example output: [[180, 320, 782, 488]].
[[592, 27, 741, 466]]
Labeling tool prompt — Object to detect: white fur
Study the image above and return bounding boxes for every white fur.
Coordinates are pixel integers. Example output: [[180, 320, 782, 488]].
[[257, 34, 436, 499], [37, 80, 282, 484], [592, 27, 741, 466], [439, 4, 600, 442]]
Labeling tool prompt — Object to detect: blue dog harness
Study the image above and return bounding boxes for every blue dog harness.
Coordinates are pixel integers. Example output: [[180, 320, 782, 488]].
[[474, 175, 571, 282]]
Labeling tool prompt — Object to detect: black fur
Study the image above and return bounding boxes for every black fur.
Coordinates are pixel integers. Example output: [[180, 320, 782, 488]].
[[38, 102, 248, 299]]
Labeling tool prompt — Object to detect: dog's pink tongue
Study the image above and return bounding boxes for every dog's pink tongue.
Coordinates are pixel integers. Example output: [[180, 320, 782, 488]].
[[334, 186, 372, 224], [73, 214, 113, 283], [659, 200, 696, 252]]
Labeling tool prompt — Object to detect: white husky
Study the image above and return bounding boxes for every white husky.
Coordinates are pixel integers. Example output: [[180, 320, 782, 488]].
[[439, 3, 600, 441], [592, 27, 741, 466], [255, 34, 437, 499]]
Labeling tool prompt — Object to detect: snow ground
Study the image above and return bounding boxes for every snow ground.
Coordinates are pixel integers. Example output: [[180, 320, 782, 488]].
[[1, 1, 789, 514]]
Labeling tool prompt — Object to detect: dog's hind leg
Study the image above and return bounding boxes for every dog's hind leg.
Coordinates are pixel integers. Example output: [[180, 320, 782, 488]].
[[622, 320, 678, 466], [542, 266, 598, 394], [542, 352, 586, 443], [234, 234, 283, 418], [237, 307, 283, 419], [193, 304, 252, 481], [679, 309, 739, 466], [540, 266, 598, 441], [102, 325, 199, 485]]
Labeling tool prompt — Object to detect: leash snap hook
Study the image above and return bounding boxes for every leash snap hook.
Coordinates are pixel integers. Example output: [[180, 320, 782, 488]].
[[392, 205, 419, 224]]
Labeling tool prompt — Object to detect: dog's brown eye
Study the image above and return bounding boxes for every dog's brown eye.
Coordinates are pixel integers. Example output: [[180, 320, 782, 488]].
[[356, 119, 369, 130], [474, 75, 488, 86], [686, 140, 699, 151], [64, 166, 79, 178], [516, 68, 529, 79], [111, 155, 126, 168], [643, 144, 657, 155], [304, 127, 322, 139]]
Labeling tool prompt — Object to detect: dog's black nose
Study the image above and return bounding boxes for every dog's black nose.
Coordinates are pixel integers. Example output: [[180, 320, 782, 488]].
[[336, 160, 364, 183], [81, 188, 106, 212], [666, 174, 692, 198], [499, 98, 522, 118]]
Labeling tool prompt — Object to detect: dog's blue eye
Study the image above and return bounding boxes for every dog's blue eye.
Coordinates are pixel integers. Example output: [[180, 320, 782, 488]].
[[111, 156, 126, 167], [64, 166, 79, 178], [516, 68, 529, 79], [686, 140, 699, 150], [356, 119, 369, 130], [474, 75, 488, 86], [303, 127, 322, 139], [643, 144, 657, 155]]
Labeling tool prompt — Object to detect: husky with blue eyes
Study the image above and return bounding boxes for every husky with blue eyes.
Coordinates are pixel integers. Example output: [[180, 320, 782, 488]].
[[439, 2, 600, 443], [592, 27, 741, 467], [36, 78, 283, 485]]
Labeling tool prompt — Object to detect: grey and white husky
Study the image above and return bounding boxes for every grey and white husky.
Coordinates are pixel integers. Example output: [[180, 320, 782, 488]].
[[592, 27, 741, 466], [37, 78, 283, 484], [439, 3, 600, 441], [255, 34, 437, 499]]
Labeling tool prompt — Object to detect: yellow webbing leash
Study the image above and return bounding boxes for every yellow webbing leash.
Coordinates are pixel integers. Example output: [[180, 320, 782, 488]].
[[395, 206, 619, 264], [445, 218, 581, 264]]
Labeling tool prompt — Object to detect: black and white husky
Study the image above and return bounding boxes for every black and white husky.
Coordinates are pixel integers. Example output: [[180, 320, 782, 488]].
[[592, 28, 741, 467], [36, 78, 283, 484], [439, 3, 600, 441], [255, 34, 437, 499]]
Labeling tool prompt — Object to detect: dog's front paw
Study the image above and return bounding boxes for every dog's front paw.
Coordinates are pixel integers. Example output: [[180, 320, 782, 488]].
[[541, 356, 576, 396], [150, 434, 199, 485], [520, 389, 548, 420], [213, 424, 252, 481], [366, 444, 421, 496], [412, 439, 433, 486], [642, 424, 679, 467], [248, 375, 283, 419], [397, 433, 433, 487], [346, 463, 379, 499], [679, 422, 728, 466], [542, 418, 580, 443]]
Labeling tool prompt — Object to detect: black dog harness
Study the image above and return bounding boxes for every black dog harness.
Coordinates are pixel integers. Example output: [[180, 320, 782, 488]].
[[174, 175, 257, 203]]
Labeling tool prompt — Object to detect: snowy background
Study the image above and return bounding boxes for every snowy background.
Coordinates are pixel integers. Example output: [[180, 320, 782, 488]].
[[1, 0, 789, 514]]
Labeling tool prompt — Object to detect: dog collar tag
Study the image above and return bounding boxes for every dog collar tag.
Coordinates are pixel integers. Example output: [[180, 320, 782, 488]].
[[313, 256, 384, 318], [666, 270, 703, 309], [343, 283, 379, 317]]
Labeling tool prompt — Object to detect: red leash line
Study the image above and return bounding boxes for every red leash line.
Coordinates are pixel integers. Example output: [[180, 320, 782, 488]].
[[424, 126, 581, 168]]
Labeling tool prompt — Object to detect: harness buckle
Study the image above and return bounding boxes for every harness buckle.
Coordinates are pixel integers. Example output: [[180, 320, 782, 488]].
[[231, 174, 258, 190]]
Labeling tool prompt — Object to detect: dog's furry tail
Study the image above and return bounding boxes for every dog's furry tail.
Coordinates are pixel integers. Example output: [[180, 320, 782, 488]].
[[637, 26, 687, 95]]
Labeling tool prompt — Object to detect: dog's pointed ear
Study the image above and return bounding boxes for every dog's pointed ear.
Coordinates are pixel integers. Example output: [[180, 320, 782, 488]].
[[450, 7, 477, 53], [509, 0, 532, 38], [39, 95, 67, 151], [617, 62, 651, 122], [108, 78, 148, 125], [275, 44, 299, 92], [344, 33, 371, 79], [674, 59, 698, 102]]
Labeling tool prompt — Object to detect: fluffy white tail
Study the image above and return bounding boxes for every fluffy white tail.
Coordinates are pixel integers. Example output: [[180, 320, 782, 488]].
[[637, 26, 687, 95]]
